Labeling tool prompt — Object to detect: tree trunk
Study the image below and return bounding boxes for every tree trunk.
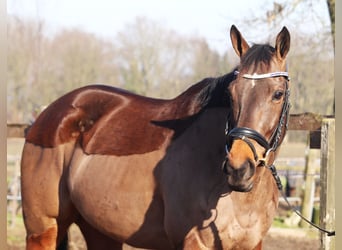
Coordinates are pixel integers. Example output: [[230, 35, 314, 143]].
[[326, 0, 335, 51]]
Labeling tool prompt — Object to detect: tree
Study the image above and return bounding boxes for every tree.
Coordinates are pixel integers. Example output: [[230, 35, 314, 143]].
[[7, 16, 233, 122], [49, 28, 120, 97], [7, 17, 121, 122], [190, 38, 227, 81], [113, 17, 232, 98], [326, 0, 335, 50], [113, 17, 189, 98], [7, 17, 47, 122]]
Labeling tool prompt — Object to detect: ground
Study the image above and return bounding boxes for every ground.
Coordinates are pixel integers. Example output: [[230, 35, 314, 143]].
[[263, 227, 320, 250]]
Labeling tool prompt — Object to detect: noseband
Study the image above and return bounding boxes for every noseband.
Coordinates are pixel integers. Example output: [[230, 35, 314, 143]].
[[225, 70, 291, 166]]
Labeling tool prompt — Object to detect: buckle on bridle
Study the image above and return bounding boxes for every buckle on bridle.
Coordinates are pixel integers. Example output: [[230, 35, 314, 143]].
[[258, 148, 276, 167], [227, 127, 271, 164]]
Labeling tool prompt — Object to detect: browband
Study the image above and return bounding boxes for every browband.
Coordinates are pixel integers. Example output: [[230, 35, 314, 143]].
[[234, 71, 290, 80]]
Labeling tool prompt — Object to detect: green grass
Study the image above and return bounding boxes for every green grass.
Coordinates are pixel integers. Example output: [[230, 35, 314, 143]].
[[7, 211, 26, 247], [272, 216, 294, 229], [271, 214, 320, 240]]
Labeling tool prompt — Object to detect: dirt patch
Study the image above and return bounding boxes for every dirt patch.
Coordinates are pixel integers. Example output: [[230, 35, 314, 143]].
[[263, 227, 320, 250]]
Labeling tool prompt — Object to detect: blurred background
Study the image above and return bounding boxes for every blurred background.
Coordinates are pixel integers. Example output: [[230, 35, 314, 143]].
[[7, 0, 335, 249], [7, 0, 334, 124]]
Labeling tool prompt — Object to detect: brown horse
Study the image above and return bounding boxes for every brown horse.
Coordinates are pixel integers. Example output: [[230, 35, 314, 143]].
[[21, 25, 290, 250]]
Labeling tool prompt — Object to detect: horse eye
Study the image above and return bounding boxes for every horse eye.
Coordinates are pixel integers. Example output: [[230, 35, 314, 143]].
[[273, 90, 284, 101]]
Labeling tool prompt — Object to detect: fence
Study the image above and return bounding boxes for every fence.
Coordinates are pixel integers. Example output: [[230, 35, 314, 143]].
[[287, 113, 335, 250], [7, 112, 335, 249]]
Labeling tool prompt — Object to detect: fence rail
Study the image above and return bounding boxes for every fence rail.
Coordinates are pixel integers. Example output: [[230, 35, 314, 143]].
[[6, 112, 333, 138]]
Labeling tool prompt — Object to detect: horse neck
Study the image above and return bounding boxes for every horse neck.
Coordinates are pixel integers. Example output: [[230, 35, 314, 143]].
[[171, 72, 234, 118], [169, 107, 230, 185]]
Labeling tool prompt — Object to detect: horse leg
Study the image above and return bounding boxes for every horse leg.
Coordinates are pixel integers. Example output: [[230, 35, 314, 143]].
[[182, 235, 263, 250], [25, 223, 71, 250], [181, 233, 205, 250], [76, 216, 123, 250], [25, 226, 57, 250], [180, 223, 225, 250], [57, 233, 69, 250], [24, 213, 74, 250], [252, 241, 263, 250], [21, 143, 76, 250]]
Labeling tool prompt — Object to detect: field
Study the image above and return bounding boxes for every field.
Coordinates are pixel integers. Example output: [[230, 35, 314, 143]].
[[7, 137, 321, 249]]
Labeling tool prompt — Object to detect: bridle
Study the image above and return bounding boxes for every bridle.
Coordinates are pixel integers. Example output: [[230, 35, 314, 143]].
[[225, 70, 291, 168], [222, 70, 336, 237]]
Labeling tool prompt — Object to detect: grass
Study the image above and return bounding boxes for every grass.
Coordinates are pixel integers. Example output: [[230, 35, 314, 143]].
[[272, 215, 293, 229], [271, 213, 320, 240], [7, 211, 26, 248]]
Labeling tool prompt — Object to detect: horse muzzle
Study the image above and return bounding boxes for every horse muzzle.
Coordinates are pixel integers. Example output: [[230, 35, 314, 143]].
[[222, 157, 255, 192], [222, 126, 272, 192]]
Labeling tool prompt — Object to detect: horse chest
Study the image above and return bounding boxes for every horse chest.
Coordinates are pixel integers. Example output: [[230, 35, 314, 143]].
[[182, 194, 276, 250]]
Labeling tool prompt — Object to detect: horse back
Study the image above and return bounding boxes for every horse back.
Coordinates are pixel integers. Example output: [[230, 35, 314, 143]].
[[25, 85, 179, 156]]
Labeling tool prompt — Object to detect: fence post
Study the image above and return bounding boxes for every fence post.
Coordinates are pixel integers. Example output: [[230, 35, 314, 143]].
[[300, 146, 318, 228], [319, 118, 335, 250]]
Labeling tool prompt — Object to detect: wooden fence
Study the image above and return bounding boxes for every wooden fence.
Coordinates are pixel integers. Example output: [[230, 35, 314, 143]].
[[7, 112, 335, 249], [288, 113, 335, 250]]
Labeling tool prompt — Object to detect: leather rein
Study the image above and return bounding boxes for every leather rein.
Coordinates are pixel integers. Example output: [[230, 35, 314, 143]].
[[224, 70, 335, 237]]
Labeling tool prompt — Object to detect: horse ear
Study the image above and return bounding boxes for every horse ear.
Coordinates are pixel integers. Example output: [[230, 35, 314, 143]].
[[230, 25, 250, 58], [275, 27, 290, 60]]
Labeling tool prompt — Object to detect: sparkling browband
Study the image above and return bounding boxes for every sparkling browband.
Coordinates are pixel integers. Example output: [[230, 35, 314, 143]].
[[234, 71, 290, 80]]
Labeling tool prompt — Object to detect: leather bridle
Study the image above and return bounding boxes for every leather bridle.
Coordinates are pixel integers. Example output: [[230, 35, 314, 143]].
[[225, 70, 291, 167]]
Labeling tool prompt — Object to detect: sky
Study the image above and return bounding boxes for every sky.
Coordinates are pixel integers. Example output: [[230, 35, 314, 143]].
[[7, 0, 332, 54]]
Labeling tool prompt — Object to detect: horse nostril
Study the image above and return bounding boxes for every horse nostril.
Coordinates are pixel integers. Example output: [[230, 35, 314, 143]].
[[222, 158, 235, 175], [224, 159, 256, 192]]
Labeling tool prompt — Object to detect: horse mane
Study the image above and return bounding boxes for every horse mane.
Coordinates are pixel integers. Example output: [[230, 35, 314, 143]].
[[173, 70, 235, 116], [197, 71, 235, 109], [150, 70, 235, 139], [240, 44, 275, 72]]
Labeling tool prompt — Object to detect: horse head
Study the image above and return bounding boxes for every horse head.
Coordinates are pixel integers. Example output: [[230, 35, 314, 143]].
[[223, 25, 291, 192]]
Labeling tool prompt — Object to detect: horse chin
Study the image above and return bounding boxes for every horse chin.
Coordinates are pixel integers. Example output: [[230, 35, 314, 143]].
[[228, 181, 254, 193]]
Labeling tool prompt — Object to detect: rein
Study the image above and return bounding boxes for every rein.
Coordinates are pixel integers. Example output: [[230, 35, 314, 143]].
[[224, 71, 335, 237], [269, 165, 335, 236]]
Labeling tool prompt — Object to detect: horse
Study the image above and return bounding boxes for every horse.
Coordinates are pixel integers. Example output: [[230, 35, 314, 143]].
[[21, 25, 291, 250]]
